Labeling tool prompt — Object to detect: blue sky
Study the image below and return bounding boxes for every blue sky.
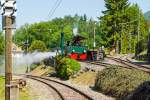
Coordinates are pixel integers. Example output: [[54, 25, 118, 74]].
[[1, 0, 150, 28]]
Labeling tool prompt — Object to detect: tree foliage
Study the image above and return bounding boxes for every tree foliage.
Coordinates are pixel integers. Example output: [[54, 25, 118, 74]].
[[28, 40, 47, 52], [14, 15, 100, 51], [99, 0, 149, 54], [99, 0, 129, 48]]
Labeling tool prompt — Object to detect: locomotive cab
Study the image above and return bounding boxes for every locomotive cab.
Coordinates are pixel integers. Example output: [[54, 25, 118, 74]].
[[65, 35, 87, 60]]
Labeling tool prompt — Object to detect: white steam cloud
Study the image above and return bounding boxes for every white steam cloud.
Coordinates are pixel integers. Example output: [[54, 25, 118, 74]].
[[0, 51, 57, 75], [15, 51, 57, 67]]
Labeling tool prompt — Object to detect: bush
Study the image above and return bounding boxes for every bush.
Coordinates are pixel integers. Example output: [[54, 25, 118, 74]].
[[55, 56, 80, 79], [128, 81, 150, 100], [94, 66, 150, 100], [0, 76, 5, 100]]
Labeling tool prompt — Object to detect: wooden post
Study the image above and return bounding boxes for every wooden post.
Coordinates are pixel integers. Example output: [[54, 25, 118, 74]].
[[5, 16, 13, 100]]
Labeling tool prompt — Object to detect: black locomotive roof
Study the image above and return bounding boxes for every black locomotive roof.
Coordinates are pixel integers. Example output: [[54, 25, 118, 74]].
[[71, 35, 86, 46], [73, 35, 86, 41]]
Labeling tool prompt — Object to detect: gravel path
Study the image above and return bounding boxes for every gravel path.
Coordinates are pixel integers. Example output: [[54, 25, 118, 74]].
[[79, 58, 123, 72], [26, 78, 56, 100], [67, 83, 114, 100], [80, 62, 105, 71]]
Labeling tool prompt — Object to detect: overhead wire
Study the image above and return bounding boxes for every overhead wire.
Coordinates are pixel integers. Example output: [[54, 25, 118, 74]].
[[47, 0, 62, 20], [48, 0, 60, 17]]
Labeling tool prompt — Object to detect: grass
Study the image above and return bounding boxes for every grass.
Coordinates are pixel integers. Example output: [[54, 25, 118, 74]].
[[42, 67, 54, 76], [0, 76, 5, 100], [70, 72, 97, 86], [19, 87, 37, 100], [30, 65, 54, 76], [94, 65, 150, 100]]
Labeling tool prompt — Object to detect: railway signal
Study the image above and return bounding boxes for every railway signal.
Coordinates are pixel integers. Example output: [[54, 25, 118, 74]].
[[0, 0, 17, 100], [1, 0, 17, 16], [1, 0, 17, 29]]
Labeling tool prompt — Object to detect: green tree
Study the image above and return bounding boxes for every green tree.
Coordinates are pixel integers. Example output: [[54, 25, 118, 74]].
[[100, 1, 148, 54], [99, 0, 129, 51], [29, 40, 47, 52], [122, 4, 148, 54], [14, 14, 99, 50]]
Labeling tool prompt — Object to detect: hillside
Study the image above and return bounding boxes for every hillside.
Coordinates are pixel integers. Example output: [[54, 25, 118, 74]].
[[144, 11, 150, 20]]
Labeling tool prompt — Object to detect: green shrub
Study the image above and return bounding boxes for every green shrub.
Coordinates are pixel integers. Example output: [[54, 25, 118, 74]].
[[55, 56, 80, 79], [128, 81, 150, 100], [94, 66, 150, 100]]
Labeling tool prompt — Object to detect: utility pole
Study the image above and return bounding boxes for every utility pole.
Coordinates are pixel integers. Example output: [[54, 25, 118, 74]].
[[5, 16, 13, 100], [1, 0, 17, 100], [119, 20, 137, 54], [93, 22, 96, 51], [60, 25, 64, 56], [137, 8, 141, 57], [24, 39, 29, 73], [119, 25, 123, 54], [138, 9, 140, 45]]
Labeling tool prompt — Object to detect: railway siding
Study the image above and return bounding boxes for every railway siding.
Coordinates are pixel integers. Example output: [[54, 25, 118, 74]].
[[107, 56, 150, 73]]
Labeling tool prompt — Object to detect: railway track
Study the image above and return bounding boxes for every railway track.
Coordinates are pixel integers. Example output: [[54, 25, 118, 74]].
[[84, 55, 150, 73], [90, 61, 112, 67], [26, 75, 93, 100], [106, 56, 150, 73], [82, 60, 113, 67]]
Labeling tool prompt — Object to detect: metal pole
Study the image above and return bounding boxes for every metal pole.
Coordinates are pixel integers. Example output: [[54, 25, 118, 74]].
[[60, 25, 64, 56], [138, 9, 140, 44], [137, 8, 140, 57], [25, 40, 29, 73], [60, 32, 64, 56], [93, 23, 96, 51], [120, 25, 123, 54], [5, 16, 13, 100]]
